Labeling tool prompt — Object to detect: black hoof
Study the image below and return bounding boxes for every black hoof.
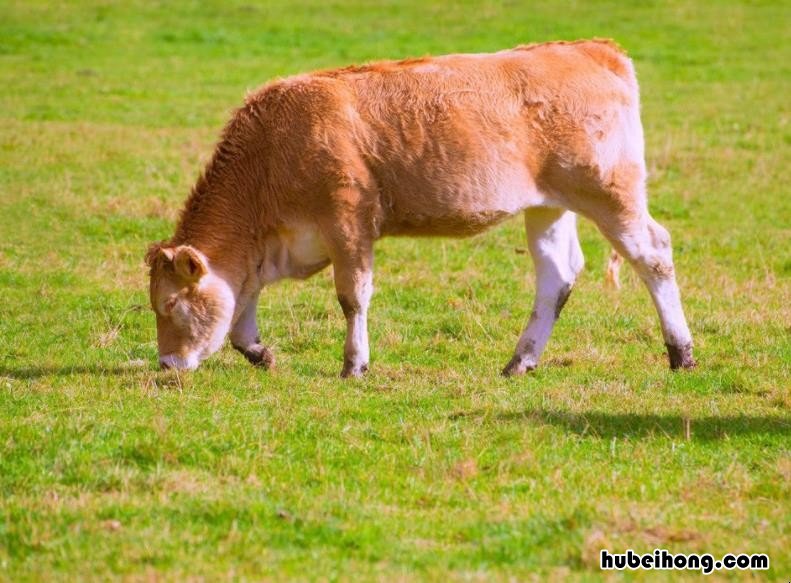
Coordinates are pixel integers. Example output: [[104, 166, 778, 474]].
[[234, 343, 275, 369], [501, 356, 536, 377], [340, 361, 368, 378], [666, 343, 696, 370]]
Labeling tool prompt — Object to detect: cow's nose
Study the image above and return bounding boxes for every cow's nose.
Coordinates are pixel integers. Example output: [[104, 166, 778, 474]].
[[159, 353, 198, 371]]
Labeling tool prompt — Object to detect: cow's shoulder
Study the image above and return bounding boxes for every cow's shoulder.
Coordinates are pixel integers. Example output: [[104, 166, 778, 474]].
[[243, 74, 351, 120]]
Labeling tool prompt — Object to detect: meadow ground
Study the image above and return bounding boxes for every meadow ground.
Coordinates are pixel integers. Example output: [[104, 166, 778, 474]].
[[0, 1, 789, 580]]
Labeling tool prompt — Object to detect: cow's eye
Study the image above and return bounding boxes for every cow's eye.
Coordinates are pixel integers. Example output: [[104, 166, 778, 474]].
[[164, 296, 178, 314]]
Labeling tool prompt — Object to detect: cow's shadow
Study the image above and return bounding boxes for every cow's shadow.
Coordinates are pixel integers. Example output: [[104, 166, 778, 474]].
[[0, 364, 154, 379], [450, 409, 790, 440], [3, 364, 789, 442]]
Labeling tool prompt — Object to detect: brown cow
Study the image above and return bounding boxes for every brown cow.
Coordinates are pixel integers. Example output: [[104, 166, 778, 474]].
[[145, 39, 696, 377]]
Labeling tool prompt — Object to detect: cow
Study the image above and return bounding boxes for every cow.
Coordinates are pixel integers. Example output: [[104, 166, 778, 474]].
[[145, 39, 697, 377]]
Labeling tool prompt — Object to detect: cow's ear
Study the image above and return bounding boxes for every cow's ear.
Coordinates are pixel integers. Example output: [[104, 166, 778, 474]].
[[145, 241, 174, 268], [173, 246, 208, 282]]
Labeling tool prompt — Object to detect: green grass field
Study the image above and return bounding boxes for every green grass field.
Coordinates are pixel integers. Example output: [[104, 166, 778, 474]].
[[1, 1, 789, 580]]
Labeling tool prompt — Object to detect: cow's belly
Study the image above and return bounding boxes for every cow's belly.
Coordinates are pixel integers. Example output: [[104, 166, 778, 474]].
[[378, 161, 544, 237]]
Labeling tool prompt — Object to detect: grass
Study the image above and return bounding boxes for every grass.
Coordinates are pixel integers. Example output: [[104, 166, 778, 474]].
[[0, 0, 789, 580]]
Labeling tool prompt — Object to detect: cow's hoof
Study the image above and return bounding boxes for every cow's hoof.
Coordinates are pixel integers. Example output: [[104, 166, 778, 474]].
[[666, 343, 696, 370], [340, 361, 368, 378], [501, 356, 536, 377], [235, 343, 275, 369]]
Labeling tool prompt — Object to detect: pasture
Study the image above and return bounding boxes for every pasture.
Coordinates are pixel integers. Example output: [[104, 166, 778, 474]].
[[0, 0, 789, 580]]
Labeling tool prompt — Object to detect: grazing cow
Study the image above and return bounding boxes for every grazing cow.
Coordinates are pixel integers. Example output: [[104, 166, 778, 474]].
[[146, 39, 696, 377]]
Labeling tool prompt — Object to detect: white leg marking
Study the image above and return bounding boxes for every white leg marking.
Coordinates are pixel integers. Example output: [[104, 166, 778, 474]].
[[339, 269, 373, 377], [229, 294, 274, 368], [503, 209, 584, 376], [230, 296, 261, 349], [604, 216, 695, 369]]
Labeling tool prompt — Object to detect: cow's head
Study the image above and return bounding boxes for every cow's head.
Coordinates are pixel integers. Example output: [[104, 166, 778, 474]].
[[145, 243, 234, 370]]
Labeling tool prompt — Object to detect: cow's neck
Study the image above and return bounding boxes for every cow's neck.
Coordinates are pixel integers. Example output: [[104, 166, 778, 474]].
[[172, 208, 258, 331], [171, 151, 331, 319], [215, 225, 332, 329], [174, 200, 329, 305]]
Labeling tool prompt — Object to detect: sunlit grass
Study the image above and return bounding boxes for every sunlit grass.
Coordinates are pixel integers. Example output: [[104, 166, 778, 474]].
[[0, 0, 789, 580]]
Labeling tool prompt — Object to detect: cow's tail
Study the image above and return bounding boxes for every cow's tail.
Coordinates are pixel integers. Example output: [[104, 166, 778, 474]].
[[605, 249, 624, 289]]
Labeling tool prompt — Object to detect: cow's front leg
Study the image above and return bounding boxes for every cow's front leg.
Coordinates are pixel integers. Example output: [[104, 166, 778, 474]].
[[333, 251, 374, 378], [230, 295, 275, 369]]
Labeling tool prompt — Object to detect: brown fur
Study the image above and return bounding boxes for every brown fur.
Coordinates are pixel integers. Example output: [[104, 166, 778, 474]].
[[168, 39, 638, 254]]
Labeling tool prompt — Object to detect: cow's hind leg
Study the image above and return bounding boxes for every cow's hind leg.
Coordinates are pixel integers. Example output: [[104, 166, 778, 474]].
[[503, 208, 584, 376], [597, 214, 696, 369]]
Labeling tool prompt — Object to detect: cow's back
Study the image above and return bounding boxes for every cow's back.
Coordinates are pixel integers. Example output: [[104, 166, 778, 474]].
[[238, 41, 640, 237], [324, 41, 639, 236]]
